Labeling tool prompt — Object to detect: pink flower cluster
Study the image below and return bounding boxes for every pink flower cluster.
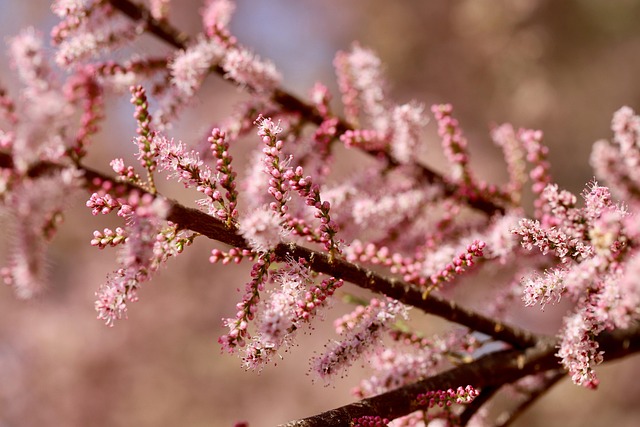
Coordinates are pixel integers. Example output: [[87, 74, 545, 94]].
[[353, 329, 481, 400], [242, 259, 344, 369], [3, 2, 640, 425], [352, 415, 390, 427], [51, 0, 137, 67], [218, 251, 343, 368], [416, 385, 480, 408], [88, 186, 194, 326], [312, 298, 408, 381], [514, 127, 638, 386], [345, 239, 485, 290], [257, 115, 341, 256], [218, 252, 273, 351]]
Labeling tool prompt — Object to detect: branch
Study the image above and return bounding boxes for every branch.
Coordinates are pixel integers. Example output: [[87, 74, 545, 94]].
[[458, 385, 500, 426], [107, 0, 506, 216], [494, 371, 565, 427], [108, 0, 188, 49], [0, 152, 536, 348], [279, 324, 640, 426]]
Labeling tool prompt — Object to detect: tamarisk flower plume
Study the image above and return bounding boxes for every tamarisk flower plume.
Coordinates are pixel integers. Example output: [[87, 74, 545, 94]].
[[312, 298, 409, 381], [90, 188, 195, 327], [416, 385, 479, 408], [352, 415, 390, 427], [169, 36, 224, 98], [2, 169, 83, 298], [1, 27, 91, 298], [514, 119, 640, 387], [202, 0, 236, 31], [242, 259, 344, 370], [51, 0, 138, 67], [353, 328, 480, 403], [2, 2, 640, 426], [335, 44, 429, 164]]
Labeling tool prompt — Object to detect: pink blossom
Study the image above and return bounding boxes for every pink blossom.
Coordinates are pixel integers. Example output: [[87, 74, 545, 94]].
[[219, 253, 273, 352], [591, 139, 640, 203], [92, 57, 168, 93], [242, 149, 272, 210], [209, 247, 254, 265], [589, 208, 627, 258], [312, 298, 408, 381], [110, 158, 137, 181], [416, 385, 479, 408], [149, 0, 170, 20], [353, 349, 441, 399], [3, 170, 83, 298], [351, 415, 390, 427], [92, 200, 189, 326], [169, 36, 224, 97], [519, 128, 551, 219], [480, 212, 522, 263], [8, 27, 52, 94], [242, 260, 314, 369], [202, 0, 236, 31], [491, 123, 527, 204], [309, 82, 332, 117], [51, 0, 92, 19], [209, 128, 239, 224], [556, 309, 603, 389], [560, 256, 604, 299], [351, 188, 428, 228], [610, 106, 640, 183], [87, 191, 121, 215], [2, 221, 48, 300], [426, 240, 485, 288], [541, 184, 581, 230], [4, 3, 640, 423], [238, 205, 286, 253], [91, 227, 127, 248], [55, 13, 137, 67], [614, 251, 640, 329], [222, 47, 281, 94], [256, 115, 341, 254], [243, 274, 343, 369], [432, 104, 472, 183], [521, 267, 566, 309], [95, 269, 135, 327], [284, 165, 342, 255], [334, 43, 390, 132], [390, 102, 428, 164], [387, 411, 429, 427], [513, 218, 574, 261], [339, 128, 387, 151]]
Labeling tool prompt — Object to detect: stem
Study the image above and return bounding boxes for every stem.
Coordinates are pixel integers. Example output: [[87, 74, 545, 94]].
[[495, 371, 565, 427], [459, 385, 500, 426]]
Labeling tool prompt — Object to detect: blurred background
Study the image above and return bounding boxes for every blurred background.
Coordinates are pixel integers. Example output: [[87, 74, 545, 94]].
[[1, 0, 640, 426]]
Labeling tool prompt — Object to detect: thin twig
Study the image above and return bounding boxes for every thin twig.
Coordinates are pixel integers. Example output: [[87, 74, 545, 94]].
[[495, 371, 565, 427], [459, 385, 500, 426]]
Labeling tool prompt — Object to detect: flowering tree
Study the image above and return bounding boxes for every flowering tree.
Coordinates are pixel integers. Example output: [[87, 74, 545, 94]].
[[1, 1, 639, 426]]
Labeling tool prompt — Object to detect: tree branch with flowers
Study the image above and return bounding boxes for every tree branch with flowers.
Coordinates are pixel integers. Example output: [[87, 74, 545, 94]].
[[1, 1, 639, 426]]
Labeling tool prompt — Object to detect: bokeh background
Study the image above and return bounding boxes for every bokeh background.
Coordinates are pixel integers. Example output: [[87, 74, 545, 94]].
[[1, 1, 640, 426]]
